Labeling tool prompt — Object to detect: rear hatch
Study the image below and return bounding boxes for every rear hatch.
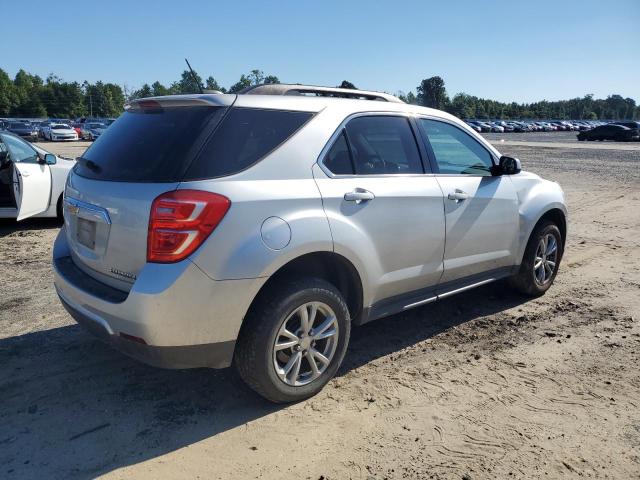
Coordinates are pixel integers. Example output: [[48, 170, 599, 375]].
[[64, 95, 234, 291]]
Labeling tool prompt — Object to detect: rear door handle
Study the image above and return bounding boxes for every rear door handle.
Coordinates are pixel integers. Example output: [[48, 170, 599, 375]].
[[344, 188, 375, 204], [447, 189, 469, 202]]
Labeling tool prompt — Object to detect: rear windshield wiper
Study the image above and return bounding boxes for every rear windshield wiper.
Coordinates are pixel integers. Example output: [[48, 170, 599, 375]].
[[76, 156, 101, 173]]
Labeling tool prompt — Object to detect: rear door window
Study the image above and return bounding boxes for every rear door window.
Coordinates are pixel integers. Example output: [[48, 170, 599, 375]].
[[345, 116, 423, 175], [183, 108, 313, 180], [75, 106, 227, 182]]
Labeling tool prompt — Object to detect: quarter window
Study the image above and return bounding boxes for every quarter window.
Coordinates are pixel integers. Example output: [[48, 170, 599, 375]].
[[420, 119, 494, 176], [324, 132, 354, 175]]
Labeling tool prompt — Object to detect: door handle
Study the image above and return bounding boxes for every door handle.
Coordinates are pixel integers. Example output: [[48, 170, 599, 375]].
[[447, 189, 469, 202], [344, 188, 375, 204]]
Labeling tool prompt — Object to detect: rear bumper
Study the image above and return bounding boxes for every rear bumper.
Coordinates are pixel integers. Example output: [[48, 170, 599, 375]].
[[53, 228, 267, 369], [58, 294, 235, 368]]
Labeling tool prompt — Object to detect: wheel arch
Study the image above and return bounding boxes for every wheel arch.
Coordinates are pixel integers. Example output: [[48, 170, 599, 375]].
[[518, 206, 567, 265], [245, 251, 364, 325]]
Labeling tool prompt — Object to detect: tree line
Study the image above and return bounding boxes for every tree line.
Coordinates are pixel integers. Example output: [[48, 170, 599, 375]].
[[1, 68, 637, 121], [399, 76, 638, 120]]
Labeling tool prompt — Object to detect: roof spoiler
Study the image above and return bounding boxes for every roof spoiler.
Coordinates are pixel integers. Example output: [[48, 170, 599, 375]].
[[125, 94, 235, 110], [238, 84, 404, 103]]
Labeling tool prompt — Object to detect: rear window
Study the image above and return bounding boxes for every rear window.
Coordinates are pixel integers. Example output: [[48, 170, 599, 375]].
[[75, 106, 227, 182], [183, 107, 313, 180], [74, 106, 312, 182]]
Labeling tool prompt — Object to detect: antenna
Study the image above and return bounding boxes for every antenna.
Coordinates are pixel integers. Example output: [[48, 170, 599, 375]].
[[184, 58, 204, 94]]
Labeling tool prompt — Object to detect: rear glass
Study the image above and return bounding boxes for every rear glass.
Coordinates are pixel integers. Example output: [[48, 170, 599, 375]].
[[74, 106, 226, 182], [183, 107, 313, 180]]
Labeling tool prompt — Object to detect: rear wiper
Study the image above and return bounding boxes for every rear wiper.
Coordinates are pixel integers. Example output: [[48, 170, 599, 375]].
[[76, 156, 101, 173]]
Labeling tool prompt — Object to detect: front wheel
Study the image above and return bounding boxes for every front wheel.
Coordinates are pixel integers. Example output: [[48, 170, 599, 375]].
[[234, 278, 351, 403], [510, 220, 563, 297]]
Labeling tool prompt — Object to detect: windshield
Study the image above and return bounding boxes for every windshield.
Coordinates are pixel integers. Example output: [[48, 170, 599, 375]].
[[10, 123, 30, 128], [52, 125, 70, 130], [87, 123, 105, 129]]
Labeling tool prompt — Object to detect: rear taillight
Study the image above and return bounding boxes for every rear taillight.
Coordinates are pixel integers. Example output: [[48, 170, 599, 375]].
[[147, 190, 230, 263]]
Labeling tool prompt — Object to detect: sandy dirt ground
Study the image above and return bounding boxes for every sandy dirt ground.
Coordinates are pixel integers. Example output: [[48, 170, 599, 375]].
[[1, 136, 639, 479]]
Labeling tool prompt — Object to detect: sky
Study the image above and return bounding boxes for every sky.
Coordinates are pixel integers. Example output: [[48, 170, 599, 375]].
[[1, 0, 639, 103]]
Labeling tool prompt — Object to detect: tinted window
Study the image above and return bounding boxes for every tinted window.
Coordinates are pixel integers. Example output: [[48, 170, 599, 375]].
[[323, 132, 353, 175], [75, 106, 226, 182], [420, 119, 493, 176], [184, 108, 313, 180], [344, 116, 422, 175]]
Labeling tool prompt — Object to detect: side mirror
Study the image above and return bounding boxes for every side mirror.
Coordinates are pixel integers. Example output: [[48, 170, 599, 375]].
[[494, 156, 521, 175], [44, 153, 57, 165]]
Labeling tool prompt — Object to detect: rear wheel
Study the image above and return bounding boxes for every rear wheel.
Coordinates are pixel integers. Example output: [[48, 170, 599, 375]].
[[510, 220, 563, 297], [234, 278, 350, 403]]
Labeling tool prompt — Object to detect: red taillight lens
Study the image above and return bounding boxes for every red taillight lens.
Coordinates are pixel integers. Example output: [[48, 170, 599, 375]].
[[147, 190, 230, 263]]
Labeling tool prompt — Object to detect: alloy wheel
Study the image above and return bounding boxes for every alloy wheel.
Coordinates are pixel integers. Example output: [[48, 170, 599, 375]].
[[273, 301, 339, 387], [533, 233, 558, 286]]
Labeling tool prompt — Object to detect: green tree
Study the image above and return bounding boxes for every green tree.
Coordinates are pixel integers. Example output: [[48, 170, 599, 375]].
[[0, 69, 17, 116], [417, 76, 449, 110], [84, 81, 125, 117], [131, 83, 153, 99], [339, 80, 357, 89], [449, 93, 476, 119], [205, 76, 226, 92], [41, 76, 85, 117], [228, 69, 280, 93]]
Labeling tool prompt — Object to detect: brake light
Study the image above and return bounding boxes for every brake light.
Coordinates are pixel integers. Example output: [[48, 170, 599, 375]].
[[147, 190, 230, 263]]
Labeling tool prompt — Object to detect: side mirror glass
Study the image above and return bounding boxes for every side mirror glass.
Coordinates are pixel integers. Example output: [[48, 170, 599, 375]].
[[44, 153, 57, 165], [498, 155, 521, 175]]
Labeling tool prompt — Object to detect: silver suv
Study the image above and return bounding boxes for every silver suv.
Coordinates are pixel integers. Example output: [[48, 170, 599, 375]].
[[53, 85, 567, 402]]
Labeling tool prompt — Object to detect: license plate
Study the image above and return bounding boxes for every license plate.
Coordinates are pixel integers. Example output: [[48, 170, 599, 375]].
[[77, 218, 96, 249]]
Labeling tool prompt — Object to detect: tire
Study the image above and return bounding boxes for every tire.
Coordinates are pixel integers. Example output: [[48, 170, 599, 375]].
[[234, 278, 351, 403], [56, 195, 64, 222], [509, 220, 563, 297]]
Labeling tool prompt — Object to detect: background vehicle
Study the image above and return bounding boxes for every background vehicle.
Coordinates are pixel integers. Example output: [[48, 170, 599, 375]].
[[577, 124, 639, 141], [53, 85, 567, 403], [0, 132, 74, 220], [465, 121, 481, 132], [489, 122, 504, 132], [46, 123, 78, 141], [72, 123, 83, 137], [6, 121, 38, 141], [80, 122, 107, 140]]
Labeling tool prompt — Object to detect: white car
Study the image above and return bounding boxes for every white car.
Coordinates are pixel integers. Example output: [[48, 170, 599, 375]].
[[0, 131, 75, 220], [46, 123, 78, 142]]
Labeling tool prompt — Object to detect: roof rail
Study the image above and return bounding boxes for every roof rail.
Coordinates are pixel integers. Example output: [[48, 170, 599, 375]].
[[238, 84, 404, 103]]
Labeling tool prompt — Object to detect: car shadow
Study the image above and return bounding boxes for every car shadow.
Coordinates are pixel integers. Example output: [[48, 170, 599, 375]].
[[0, 282, 528, 479], [0, 218, 62, 237]]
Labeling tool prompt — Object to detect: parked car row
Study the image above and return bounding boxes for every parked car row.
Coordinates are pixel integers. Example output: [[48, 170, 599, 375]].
[[464, 119, 605, 133], [0, 117, 114, 142], [463, 119, 640, 141]]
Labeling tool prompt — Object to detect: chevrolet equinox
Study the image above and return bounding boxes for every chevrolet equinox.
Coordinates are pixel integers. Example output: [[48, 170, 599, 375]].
[[53, 84, 567, 402]]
